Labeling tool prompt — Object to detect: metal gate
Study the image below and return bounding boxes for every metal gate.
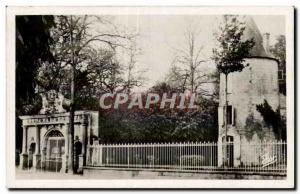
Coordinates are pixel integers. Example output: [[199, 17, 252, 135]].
[[42, 137, 65, 172]]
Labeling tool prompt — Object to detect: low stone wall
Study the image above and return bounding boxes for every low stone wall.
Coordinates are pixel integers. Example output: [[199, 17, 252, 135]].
[[83, 167, 286, 180]]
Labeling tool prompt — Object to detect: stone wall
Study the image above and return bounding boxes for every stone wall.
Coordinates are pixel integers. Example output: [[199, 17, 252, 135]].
[[219, 58, 279, 143], [218, 58, 280, 166]]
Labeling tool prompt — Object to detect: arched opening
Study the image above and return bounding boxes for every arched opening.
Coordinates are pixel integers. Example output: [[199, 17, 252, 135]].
[[42, 129, 65, 172], [28, 142, 36, 168], [222, 135, 234, 167]]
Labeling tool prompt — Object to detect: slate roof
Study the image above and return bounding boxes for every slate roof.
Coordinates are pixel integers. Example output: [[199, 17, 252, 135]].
[[241, 16, 273, 58]]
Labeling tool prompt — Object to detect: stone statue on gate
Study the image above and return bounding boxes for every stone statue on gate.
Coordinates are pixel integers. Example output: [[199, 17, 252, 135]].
[[39, 89, 70, 114]]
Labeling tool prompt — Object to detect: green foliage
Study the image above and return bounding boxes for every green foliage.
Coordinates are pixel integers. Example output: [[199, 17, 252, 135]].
[[270, 35, 286, 95], [36, 61, 71, 92], [180, 155, 206, 166], [99, 111, 147, 143], [16, 16, 55, 113], [98, 82, 219, 144], [256, 100, 286, 140], [17, 15, 219, 145], [270, 35, 286, 69], [212, 15, 255, 75], [244, 114, 264, 141], [16, 16, 55, 154]]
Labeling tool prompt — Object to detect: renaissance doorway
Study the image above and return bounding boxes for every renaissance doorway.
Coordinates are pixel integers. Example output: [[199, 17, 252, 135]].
[[222, 135, 234, 167]]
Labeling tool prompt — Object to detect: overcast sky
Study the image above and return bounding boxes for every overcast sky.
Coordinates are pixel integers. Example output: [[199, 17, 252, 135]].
[[110, 15, 285, 90]]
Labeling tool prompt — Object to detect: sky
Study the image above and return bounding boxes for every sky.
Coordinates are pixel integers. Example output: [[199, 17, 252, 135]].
[[101, 15, 286, 90]]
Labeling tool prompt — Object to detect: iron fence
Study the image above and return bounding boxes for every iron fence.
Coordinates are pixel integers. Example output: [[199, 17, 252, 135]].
[[86, 141, 287, 174]]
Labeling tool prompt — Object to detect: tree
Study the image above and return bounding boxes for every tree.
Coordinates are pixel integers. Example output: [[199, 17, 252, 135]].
[[36, 16, 146, 164], [212, 15, 255, 165], [45, 15, 132, 173], [95, 80, 218, 143], [256, 100, 286, 141], [86, 49, 125, 94], [16, 16, 55, 109], [166, 24, 213, 95], [142, 82, 218, 142], [244, 114, 264, 141], [270, 35, 286, 95], [85, 42, 145, 96], [15, 16, 55, 163], [123, 38, 146, 93]]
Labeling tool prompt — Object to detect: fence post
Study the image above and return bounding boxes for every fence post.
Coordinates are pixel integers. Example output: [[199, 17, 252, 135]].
[[217, 139, 223, 167], [99, 145, 102, 166], [86, 145, 90, 165], [235, 136, 241, 167], [179, 142, 182, 170], [127, 145, 130, 168], [152, 143, 154, 168]]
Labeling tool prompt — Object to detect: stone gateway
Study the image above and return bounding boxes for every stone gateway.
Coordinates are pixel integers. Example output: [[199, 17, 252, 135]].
[[19, 90, 98, 173]]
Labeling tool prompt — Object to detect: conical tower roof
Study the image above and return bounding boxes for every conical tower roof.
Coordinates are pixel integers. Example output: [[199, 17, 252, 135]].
[[241, 16, 272, 58]]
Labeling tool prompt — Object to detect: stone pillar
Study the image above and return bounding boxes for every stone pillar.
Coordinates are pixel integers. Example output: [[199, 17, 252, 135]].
[[33, 126, 41, 170], [67, 120, 74, 174], [61, 123, 69, 173], [234, 134, 241, 167], [77, 155, 83, 174], [20, 126, 28, 169], [77, 122, 87, 174], [217, 136, 223, 167], [86, 116, 92, 165], [87, 116, 91, 146], [41, 125, 48, 171], [82, 123, 87, 163], [61, 154, 68, 173]]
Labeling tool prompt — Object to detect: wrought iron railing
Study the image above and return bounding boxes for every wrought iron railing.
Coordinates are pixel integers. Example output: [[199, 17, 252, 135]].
[[86, 141, 287, 174]]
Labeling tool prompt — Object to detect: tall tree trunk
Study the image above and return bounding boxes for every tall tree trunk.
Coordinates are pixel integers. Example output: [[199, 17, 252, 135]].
[[68, 16, 75, 174], [68, 65, 75, 173], [224, 73, 228, 166]]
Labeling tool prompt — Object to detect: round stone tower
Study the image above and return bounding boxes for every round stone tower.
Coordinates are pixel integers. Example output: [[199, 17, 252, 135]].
[[217, 16, 280, 167]]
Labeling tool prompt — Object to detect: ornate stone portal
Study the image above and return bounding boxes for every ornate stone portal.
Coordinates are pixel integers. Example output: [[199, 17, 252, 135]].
[[19, 90, 98, 173]]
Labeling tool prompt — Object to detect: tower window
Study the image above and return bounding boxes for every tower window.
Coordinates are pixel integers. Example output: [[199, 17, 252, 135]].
[[226, 106, 232, 125], [278, 70, 285, 81], [219, 105, 236, 127]]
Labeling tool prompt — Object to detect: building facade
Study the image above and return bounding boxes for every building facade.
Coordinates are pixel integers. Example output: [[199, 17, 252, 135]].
[[217, 17, 285, 167]]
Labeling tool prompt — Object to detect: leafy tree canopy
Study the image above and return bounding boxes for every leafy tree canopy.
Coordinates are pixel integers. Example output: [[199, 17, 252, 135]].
[[256, 100, 286, 141], [270, 35, 286, 69], [16, 16, 55, 114], [212, 15, 255, 75]]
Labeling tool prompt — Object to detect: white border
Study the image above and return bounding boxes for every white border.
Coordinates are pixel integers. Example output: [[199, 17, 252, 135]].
[[6, 6, 294, 188]]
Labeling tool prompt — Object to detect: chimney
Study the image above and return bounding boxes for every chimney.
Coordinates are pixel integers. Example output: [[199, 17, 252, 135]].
[[263, 33, 270, 53]]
